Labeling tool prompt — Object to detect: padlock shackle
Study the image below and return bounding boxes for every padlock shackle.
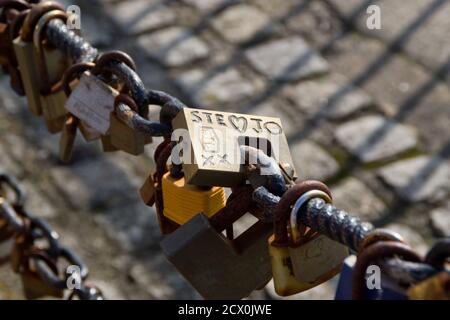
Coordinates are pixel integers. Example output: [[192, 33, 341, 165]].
[[62, 61, 96, 96], [21, 1, 64, 42], [352, 241, 422, 300], [272, 180, 332, 246], [290, 190, 332, 244], [8, 7, 27, 40], [358, 228, 405, 253], [0, 0, 30, 22], [33, 9, 68, 95]]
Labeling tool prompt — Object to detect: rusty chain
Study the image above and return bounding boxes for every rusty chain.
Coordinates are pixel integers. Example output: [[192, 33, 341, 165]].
[[0, 173, 104, 300], [0, 0, 448, 300]]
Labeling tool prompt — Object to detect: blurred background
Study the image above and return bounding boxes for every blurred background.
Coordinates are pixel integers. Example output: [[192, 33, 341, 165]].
[[0, 0, 449, 299]]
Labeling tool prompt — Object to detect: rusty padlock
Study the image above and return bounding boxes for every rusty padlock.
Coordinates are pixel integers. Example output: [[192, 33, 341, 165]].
[[65, 51, 137, 152], [171, 107, 296, 187], [160, 186, 272, 300], [407, 238, 450, 300], [0, 0, 30, 95], [13, 1, 64, 116], [288, 189, 349, 284], [33, 9, 71, 133], [268, 181, 347, 296], [109, 94, 152, 155], [352, 241, 422, 300]]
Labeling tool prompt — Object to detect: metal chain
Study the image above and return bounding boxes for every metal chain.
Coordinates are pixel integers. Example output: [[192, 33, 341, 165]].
[[0, 173, 104, 300]]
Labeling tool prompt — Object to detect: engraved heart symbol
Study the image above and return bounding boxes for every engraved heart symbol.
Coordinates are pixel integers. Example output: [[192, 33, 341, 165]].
[[228, 115, 248, 133]]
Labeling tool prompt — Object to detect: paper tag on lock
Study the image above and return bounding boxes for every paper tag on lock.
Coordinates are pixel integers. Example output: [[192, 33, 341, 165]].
[[65, 73, 117, 134], [172, 107, 296, 187]]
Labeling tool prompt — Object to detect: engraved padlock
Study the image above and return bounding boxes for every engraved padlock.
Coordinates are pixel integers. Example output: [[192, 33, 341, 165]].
[[13, 1, 64, 116], [268, 181, 340, 296], [160, 186, 272, 299], [109, 94, 152, 155], [172, 107, 296, 187], [288, 190, 349, 283], [161, 172, 226, 225], [34, 9, 71, 133]]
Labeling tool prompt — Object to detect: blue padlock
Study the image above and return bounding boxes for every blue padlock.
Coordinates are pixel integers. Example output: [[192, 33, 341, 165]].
[[335, 255, 408, 300]]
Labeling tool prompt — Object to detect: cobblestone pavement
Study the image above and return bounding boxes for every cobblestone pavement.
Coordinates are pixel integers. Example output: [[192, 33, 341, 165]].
[[0, 0, 449, 300]]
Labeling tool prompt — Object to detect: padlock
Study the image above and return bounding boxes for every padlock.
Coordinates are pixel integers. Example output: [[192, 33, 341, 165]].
[[407, 238, 450, 300], [289, 190, 349, 283], [59, 114, 78, 163], [352, 241, 422, 300], [65, 51, 139, 149], [160, 186, 273, 299], [335, 255, 408, 300], [407, 272, 449, 300], [172, 107, 296, 187], [78, 121, 101, 142], [140, 172, 156, 207], [268, 181, 343, 296], [13, 1, 64, 116], [109, 94, 152, 155], [34, 10, 70, 133], [161, 172, 226, 225], [0, 1, 30, 95]]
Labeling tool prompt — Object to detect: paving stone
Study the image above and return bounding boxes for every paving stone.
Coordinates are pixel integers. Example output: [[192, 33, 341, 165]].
[[212, 4, 272, 44], [429, 202, 450, 237], [325, 32, 450, 154], [328, 0, 450, 79], [286, 0, 343, 48], [245, 37, 329, 81], [385, 223, 429, 256], [290, 140, 339, 181], [128, 254, 200, 299], [109, 0, 176, 35], [183, 0, 233, 13], [335, 115, 418, 163], [284, 73, 372, 120], [251, 0, 308, 19], [138, 27, 210, 67], [50, 158, 140, 211], [94, 203, 162, 252], [430, 202, 450, 237], [177, 68, 260, 107], [332, 177, 387, 222], [377, 156, 450, 203], [252, 101, 296, 136]]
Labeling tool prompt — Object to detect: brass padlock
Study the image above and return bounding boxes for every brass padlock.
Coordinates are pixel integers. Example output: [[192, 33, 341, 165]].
[[268, 181, 343, 296], [34, 10, 70, 133], [109, 94, 151, 155], [172, 107, 296, 187], [407, 272, 450, 300], [288, 190, 348, 283], [407, 238, 450, 300], [13, 1, 64, 116], [59, 114, 78, 163], [161, 172, 226, 225], [140, 172, 156, 207], [0, 1, 30, 95], [160, 187, 272, 299]]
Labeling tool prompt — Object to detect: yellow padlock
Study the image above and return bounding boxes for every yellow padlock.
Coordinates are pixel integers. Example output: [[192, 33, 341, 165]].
[[161, 172, 226, 225]]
